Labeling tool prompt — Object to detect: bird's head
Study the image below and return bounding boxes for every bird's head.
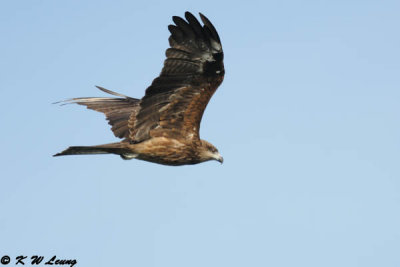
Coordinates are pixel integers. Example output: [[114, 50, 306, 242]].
[[199, 140, 223, 164]]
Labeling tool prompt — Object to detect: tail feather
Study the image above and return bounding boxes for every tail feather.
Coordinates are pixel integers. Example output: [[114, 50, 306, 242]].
[[53, 143, 130, 157]]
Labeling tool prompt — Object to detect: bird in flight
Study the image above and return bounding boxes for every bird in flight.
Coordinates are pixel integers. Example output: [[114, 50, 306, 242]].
[[54, 12, 225, 166]]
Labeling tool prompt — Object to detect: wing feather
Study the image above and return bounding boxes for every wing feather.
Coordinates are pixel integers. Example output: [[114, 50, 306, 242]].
[[60, 86, 140, 139], [131, 12, 224, 143]]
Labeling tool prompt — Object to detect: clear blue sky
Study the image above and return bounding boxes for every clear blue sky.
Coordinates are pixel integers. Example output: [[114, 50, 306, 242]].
[[1, 1, 399, 266]]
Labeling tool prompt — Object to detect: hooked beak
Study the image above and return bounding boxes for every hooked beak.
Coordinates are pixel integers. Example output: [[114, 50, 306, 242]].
[[216, 154, 224, 164]]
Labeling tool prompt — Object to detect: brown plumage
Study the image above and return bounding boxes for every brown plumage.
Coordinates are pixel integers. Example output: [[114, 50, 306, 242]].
[[54, 12, 224, 166]]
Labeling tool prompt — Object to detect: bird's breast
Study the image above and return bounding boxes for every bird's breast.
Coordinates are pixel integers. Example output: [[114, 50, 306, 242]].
[[129, 137, 202, 165]]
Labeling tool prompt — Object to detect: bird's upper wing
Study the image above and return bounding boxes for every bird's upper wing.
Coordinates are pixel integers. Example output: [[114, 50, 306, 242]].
[[129, 12, 224, 143]]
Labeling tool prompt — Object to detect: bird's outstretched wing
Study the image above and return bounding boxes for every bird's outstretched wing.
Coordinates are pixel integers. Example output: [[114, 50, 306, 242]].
[[60, 86, 140, 139], [130, 12, 224, 143]]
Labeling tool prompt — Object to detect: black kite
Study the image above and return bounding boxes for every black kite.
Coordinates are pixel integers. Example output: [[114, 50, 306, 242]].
[[54, 12, 224, 166]]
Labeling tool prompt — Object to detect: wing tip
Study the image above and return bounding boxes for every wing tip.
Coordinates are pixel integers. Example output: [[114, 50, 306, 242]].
[[184, 11, 195, 20], [170, 11, 221, 47], [198, 12, 221, 44]]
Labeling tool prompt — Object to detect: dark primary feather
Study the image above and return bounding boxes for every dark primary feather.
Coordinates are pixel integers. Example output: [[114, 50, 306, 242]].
[[199, 13, 221, 44], [131, 11, 224, 143]]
